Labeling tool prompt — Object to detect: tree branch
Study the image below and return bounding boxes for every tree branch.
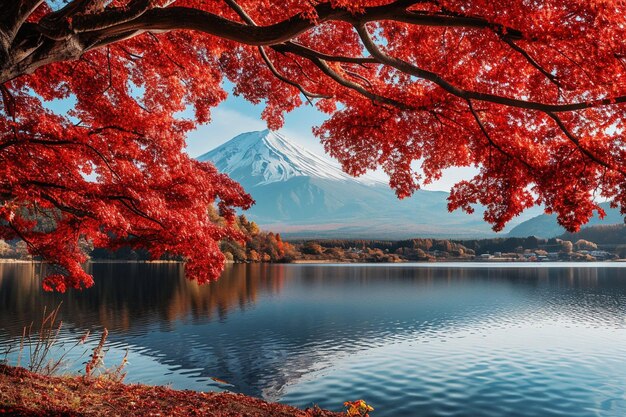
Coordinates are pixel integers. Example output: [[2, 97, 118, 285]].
[[0, 137, 122, 180], [0, 1, 44, 41], [222, 0, 329, 102], [75, 1, 524, 47], [40, 192, 95, 219], [498, 36, 560, 88], [305, 55, 414, 110], [467, 99, 535, 171], [3, 2, 626, 118], [545, 111, 626, 177], [355, 23, 626, 113], [273, 42, 377, 65]]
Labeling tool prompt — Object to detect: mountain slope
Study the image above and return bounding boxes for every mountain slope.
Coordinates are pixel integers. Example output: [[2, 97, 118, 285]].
[[198, 130, 384, 187], [198, 130, 534, 239], [508, 202, 625, 238]]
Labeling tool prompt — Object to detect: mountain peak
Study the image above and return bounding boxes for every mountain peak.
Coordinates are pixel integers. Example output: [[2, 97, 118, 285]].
[[197, 130, 384, 187]]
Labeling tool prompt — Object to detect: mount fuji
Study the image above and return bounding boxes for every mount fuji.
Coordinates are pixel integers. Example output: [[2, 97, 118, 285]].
[[198, 130, 523, 238]]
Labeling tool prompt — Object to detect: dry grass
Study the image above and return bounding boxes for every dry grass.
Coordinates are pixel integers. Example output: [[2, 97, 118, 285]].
[[0, 365, 341, 417]]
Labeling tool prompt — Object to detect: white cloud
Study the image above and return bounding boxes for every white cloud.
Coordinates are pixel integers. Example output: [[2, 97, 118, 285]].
[[185, 107, 267, 158], [184, 95, 480, 193]]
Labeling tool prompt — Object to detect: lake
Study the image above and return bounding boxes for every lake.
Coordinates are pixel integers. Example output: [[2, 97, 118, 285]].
[[1, 262, 626, 417]]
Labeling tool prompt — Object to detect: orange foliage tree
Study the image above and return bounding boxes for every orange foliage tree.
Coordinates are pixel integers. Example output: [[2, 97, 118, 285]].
[[2, 0, 626, 290]]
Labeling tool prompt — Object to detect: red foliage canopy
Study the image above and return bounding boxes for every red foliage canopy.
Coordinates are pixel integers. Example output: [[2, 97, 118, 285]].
[[1, 0, 626, 290]]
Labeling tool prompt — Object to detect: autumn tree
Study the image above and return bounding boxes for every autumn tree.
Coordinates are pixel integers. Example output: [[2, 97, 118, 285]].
[[0, 239, 12, 258], [219, 216, 295, 262], [559, 240, 574, 254], [3, 1, 626, 290], [220, 240, 247, 263], [301, 242, 324, 255], [574, 239, 598, 251], [14, 241, 32, 260]]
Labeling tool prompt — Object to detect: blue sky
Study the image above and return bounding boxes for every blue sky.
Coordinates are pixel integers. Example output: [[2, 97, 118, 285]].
[[185, 89, 328, 157], [46, 84, 476, 192], [185, 86, 478, 192]]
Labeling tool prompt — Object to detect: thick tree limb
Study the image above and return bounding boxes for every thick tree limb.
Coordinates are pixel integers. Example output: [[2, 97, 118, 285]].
[[1, 1, 520, 79], [222, 0, 329, 102], [273, 43, 377, 65], [67, 1, 524, 41], [72, 0, 155, 33], [0, 1, 44, 41], [4, 1, 622, 115], [3, 1, 624, 116]]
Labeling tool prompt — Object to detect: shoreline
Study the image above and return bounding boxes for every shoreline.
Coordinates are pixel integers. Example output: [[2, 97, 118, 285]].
[[1, 258, 624, 265], [0, 365, 340, 417]]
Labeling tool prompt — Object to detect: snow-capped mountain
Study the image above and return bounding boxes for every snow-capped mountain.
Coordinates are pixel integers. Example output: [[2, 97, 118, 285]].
[[198, 130, 384, 186], [197, 130, 518, 238]]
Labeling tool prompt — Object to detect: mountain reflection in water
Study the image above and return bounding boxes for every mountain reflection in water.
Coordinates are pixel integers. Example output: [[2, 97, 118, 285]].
[[1, 262, 626, 417]]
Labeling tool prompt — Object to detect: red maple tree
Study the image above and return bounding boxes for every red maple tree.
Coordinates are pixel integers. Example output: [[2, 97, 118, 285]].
[[1, 1, 625, 290]]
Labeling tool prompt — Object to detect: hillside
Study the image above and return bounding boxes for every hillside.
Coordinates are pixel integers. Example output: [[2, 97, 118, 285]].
[[559, 224, 626, 245], [508, 202, 625, 238], [198, 130, 538, 239]]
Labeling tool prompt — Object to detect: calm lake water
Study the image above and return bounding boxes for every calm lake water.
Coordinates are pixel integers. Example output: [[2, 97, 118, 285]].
[[1, 262, 626, 417]]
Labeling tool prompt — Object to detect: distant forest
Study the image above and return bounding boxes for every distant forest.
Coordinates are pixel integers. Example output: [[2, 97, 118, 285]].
[[559, 224, 626, 245], [1, 217, 625, 263]]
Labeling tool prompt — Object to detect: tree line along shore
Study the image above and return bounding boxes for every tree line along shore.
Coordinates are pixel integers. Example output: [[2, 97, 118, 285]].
[[1, 216, 625, 265]]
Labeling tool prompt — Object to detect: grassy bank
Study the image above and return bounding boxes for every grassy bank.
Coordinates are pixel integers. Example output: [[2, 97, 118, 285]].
[[0, 365, 341, 417]]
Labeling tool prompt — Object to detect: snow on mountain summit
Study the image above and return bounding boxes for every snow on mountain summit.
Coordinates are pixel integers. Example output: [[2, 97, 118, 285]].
[[197, 130, 385, 186]]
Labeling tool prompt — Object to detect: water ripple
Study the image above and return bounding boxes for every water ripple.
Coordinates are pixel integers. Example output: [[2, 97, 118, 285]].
[[2, 263, 626, 416]]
